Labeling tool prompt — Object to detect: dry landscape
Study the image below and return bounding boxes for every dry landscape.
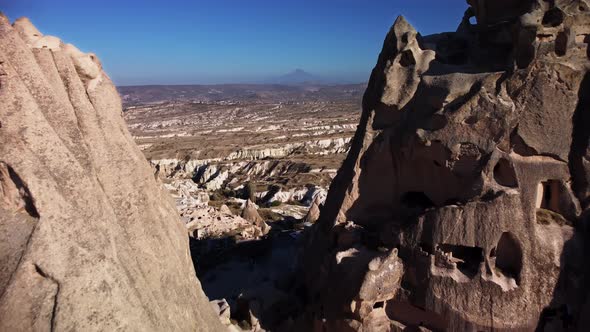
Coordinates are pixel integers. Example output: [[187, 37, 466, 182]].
[[2, 0, 590, 331], [121, 84, 363, 222]]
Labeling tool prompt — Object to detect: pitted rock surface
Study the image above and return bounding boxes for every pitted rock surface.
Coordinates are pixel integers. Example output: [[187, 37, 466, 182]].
[[301, 1, 590, 331]]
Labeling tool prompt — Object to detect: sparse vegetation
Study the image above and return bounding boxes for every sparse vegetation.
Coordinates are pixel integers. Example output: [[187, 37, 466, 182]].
[[286, 200, 304, 206], [258, 209, 283, 222], [209, 192, 224, 201], [536, 208, 571, 226]]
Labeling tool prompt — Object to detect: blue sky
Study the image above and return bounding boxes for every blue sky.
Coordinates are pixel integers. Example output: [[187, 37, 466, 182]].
[[1, 0, 468, 85]]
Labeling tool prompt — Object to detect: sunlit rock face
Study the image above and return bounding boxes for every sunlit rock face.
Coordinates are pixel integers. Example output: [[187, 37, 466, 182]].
[[301, 0, 590, 330], [0, 16, 223, 331]]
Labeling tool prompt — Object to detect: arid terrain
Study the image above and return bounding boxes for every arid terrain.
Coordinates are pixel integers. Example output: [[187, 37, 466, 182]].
[[3, 0, 590, 331], [121, 84, 363, 221], [120, 84, 365, 330]]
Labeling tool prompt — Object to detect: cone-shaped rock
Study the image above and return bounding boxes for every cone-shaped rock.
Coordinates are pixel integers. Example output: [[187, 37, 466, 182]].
[[241, 199, 269, 236], [0, 15, 222, 331]]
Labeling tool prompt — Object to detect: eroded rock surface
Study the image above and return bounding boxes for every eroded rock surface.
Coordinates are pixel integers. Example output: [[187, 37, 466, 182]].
[[301, 1, 590, 330], [0, 16, 223, 331]]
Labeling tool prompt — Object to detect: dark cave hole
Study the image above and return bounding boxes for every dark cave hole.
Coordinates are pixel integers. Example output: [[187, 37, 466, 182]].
[[399, 50, 416, 67], [494, 232, 523, 283], [373, 301, 384, 309], [401, 192, 435, 210], [437, 244, 483, 278], [555, 30, 569, 56], [420, 242, 434, 255], [542, 7, 565, 27], [537, 180, 567, 216], [493, 157, 518, 188]]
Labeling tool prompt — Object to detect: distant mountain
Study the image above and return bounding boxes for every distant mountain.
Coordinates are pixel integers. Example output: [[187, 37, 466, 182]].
[[266, 69, 326, 85], [117, 83, 367, 106]]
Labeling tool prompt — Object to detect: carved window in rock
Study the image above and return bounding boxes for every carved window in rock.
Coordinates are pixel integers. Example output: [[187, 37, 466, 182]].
[[492, 232, 523, 284], [535, 180, 573, 226]]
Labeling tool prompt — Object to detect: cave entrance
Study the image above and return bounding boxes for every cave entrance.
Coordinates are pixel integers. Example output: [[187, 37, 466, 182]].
[[536, 180, 565, 215], [494, 232, 522, 283], [401, 191, 435, 210], [493, 157, 518, 188], [437, 244, 483, 278]]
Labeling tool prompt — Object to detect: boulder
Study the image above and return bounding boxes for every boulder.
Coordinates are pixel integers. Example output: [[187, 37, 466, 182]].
[[241, 199, 270, 236]]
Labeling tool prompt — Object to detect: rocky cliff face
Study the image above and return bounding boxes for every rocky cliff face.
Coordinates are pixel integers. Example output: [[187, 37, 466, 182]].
[[301, 0, 590, 330], [0, 16, 223, 331]]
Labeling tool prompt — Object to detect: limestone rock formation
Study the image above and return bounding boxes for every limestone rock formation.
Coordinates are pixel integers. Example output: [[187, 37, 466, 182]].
[[0, 16, 223, 331], [301, 1, 590, 330], [241, 199, 270, 236]]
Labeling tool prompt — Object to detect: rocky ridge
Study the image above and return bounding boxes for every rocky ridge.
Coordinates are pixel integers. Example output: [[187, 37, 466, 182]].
[[301, 1, 590, 331]]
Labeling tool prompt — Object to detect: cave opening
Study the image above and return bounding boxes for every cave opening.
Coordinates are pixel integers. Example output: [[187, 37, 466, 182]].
[[437, 244, 483, 278], [399, 50, 417, 67], [555, 30, 569, 56], [494, 232, 523, 283], [542, 7, 565, 27], [401, 191, 435, 210], [493, 157, 518, 188], [536, 180, 566, 216]]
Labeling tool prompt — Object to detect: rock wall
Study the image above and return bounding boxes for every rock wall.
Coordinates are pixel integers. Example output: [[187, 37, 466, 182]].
[[0, 16, 223, 331], [301, 0, 590, 330]]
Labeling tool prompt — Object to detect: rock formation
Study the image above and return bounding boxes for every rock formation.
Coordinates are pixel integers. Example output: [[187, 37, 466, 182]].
[[241, 199, 270, 236], [0, 16, 223, 330], [220, 204, 233, 215], [185, 206, 267, 240], [303, 195, 322, 224], [301, 0, 590, 330]]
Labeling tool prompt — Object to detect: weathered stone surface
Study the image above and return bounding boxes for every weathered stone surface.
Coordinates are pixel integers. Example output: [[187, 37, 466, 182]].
[[301, 1, 590, 330], [303, 195, 322, 224], [0, 16, 223, 331], [241, 199, 270, 236]]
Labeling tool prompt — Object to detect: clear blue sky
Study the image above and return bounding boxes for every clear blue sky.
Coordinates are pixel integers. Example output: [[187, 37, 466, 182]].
[[1, 0, 468, 85]]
